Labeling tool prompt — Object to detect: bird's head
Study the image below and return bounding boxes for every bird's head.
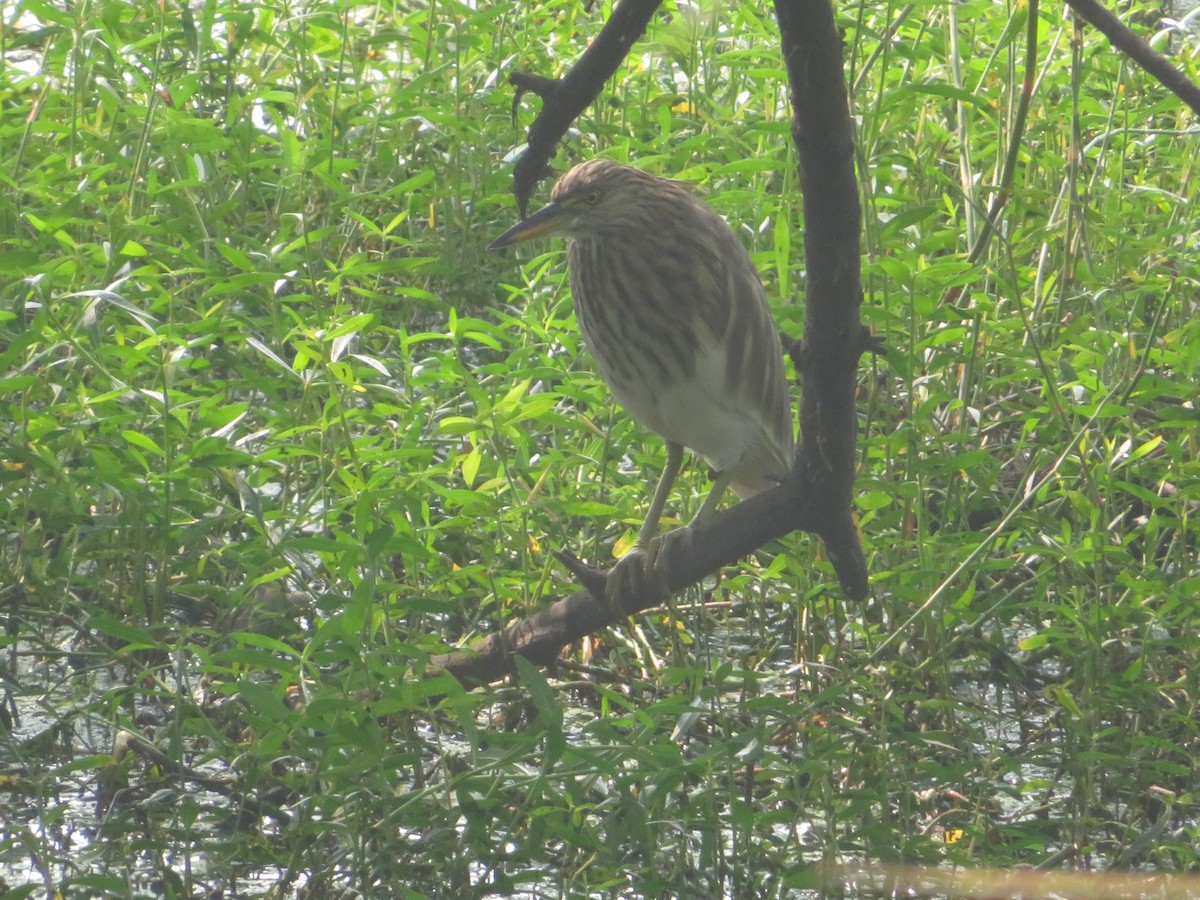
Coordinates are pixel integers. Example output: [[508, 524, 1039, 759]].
[[488, 159, 666, 250]]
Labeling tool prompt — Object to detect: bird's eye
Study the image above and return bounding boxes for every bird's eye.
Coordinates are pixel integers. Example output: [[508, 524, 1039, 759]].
[[584, 190, 600, 206]]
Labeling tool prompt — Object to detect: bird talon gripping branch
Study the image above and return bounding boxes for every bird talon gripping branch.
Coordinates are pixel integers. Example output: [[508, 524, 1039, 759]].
[[492, 160, 794, 603], [605, 538, 672, 615]]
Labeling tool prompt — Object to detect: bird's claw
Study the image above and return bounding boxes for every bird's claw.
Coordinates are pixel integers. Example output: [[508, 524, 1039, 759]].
[[605, 527, 690, 616]]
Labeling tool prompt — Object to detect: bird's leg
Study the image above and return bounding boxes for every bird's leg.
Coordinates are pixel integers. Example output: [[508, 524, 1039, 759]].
[[689, 470, 734, 528], [606, 460, 737, 618], [606, 442, 684, 612], [637, 441, 684, 548], [631, 470, 731, 593]]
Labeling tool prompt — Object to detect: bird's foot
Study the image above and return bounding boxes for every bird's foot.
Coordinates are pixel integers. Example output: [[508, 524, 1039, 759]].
[[605, 527, 691, 616]]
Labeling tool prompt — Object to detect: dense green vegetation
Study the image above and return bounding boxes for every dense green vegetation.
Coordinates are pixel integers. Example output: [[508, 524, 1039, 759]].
[[1, 0, 1198, 895]]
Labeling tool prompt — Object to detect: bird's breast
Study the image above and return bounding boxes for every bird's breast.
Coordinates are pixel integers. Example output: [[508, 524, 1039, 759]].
[[565, 229, 793, 491]]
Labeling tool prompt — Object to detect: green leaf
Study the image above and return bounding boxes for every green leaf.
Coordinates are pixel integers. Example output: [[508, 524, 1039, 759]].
[[0, 250, 40, 272], [121, 430, 164, 456], [237, 680, 294, 723], [461, 445, 482, 488], [513, 655, 565, 761]]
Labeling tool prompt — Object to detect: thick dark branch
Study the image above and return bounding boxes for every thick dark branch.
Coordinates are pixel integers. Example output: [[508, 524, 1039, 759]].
[[1064, 0, 1200, 115], [774, 0, 868, 600], [507, 0, 665, 214], [431, 478, 831, 686]]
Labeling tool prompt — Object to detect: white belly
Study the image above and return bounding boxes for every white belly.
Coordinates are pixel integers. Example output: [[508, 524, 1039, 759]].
[[600, 345, 788, 494]]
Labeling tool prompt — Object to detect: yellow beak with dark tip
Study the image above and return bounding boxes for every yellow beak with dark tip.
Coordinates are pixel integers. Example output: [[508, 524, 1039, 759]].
[[488, 202, 567, 250]]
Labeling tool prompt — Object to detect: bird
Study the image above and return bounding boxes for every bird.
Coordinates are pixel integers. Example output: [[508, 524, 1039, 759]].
[[489, 159, 794, 573]]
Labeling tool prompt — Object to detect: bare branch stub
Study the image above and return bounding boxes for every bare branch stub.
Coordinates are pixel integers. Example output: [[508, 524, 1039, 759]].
[[509, 73, 560, 126], [551, 549, 609, 604], [505, 0, 665, 214], [859, 328, 887, 358]]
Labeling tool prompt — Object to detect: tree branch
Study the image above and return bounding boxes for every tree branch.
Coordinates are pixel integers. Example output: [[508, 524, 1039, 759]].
[[1064, 0, 1200, 115], [431, 477, 833, 686], [774, 0, 869, 599], [507, 0, 665, 214]]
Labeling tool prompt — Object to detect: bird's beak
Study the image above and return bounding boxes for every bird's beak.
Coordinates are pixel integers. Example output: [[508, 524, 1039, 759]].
[[488, 202, 567, 251]]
